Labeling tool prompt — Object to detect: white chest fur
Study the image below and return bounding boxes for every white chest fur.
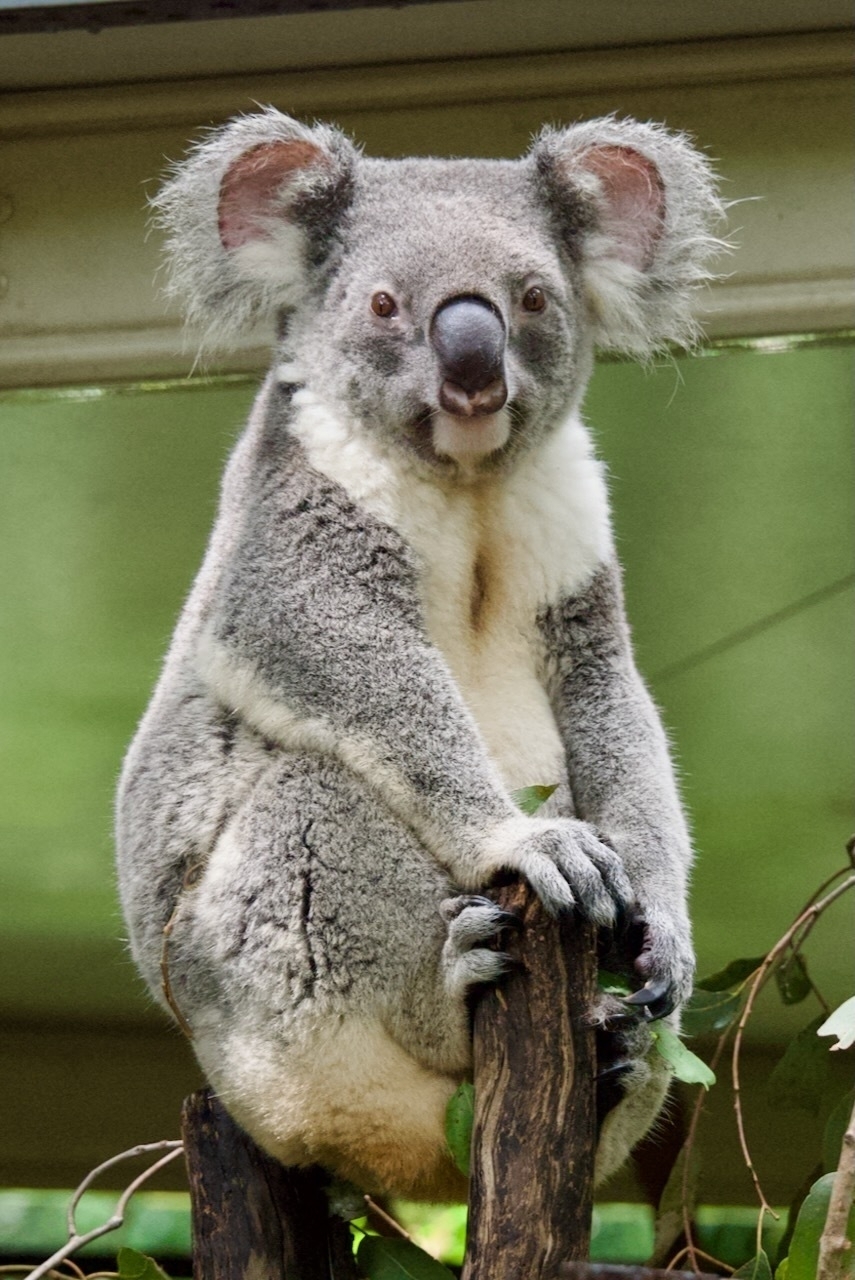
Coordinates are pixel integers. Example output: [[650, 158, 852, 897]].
[[289, 389, 613, 789]]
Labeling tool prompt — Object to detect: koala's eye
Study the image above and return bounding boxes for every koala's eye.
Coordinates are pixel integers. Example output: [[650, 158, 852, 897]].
[[370, 291, 398, 318], [522, 286, 547, 313]]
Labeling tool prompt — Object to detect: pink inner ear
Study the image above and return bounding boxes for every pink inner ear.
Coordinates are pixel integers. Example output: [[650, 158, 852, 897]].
[[581, 145, 666, 272], [218, 139, 325, 251]]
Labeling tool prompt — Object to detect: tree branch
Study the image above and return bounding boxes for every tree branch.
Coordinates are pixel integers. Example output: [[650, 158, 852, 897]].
[[818, 1091, 855, 1280], [461, 881, 598, 1279]]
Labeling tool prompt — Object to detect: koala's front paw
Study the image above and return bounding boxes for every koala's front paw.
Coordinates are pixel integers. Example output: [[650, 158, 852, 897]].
[[618, 907, 695, 1021], [493, 817, 634, 926]]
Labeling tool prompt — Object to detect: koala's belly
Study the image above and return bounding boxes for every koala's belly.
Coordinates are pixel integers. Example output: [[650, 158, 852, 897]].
[[460, 648, 567, 792]]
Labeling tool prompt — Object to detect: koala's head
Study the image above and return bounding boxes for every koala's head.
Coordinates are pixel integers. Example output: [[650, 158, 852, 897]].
[[154, 108, 724, 476]]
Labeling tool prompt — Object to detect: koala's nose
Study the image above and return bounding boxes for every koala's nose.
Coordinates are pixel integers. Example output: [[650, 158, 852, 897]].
[[431, 296, 508, 417]]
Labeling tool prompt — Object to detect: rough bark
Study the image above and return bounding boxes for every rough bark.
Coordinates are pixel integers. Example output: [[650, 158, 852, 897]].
[[182, 1089, 359, 1280], [461, 881, 599, 1280]]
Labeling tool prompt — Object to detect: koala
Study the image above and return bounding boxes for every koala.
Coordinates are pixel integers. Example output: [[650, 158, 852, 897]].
[[116, 109, 723, 1201]]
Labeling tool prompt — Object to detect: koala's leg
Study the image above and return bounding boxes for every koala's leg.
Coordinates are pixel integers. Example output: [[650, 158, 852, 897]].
[[167, 751, 503, 1201]]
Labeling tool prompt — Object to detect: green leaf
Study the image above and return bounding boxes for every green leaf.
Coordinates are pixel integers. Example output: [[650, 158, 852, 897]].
[[116, 1248, 171, 1280], [817, 995, 855, 1051], [785, 1171, 855, 1280], [767, 1016, 830, 1115], [823, 1090, 855, 1172], [733, 1250, 773, 1280], [775, 952, 812, 1006], [445, 1082, 474, 1177], [597, 969, 633, 996], [511, 784, 557, 816], [682, 987, 741, 1035], [649, 1143, 698, 1267], [695, 956, 765, 992], [356, 1234, 457, 1279], [651, 1022, 716, 1088]]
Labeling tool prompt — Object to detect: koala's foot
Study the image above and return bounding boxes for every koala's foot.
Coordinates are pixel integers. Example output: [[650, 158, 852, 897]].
[[592, 1003, 673, 1185], [439, 894, 520, 997], [610, 907, 695, 1022]]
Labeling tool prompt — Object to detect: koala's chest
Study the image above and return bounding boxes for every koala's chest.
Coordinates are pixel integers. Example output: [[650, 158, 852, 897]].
[[393, 450, 611, 790], [412, 501, 565, 789]]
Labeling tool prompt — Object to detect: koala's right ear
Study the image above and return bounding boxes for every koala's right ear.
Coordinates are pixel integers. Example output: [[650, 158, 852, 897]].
[[151, 108, 358, 344]]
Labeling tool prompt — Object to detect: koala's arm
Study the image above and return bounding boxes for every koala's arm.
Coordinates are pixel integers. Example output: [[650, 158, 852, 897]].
[[196, 416, 631, 923], [541, 560, 695, 1009]]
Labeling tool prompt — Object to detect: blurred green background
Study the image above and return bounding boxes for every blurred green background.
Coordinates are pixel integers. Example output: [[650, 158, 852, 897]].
[[1, 340, 852, 1213]]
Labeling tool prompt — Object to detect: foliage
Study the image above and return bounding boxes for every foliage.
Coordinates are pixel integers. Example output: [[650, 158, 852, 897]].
[[510, 783, 557, 814], [650, 1022, 716, 1089], [356, 1235, 456, 1279], [445, 1082, 475, 1178], [654, 847, 855, 1276], [116, 1247, 172, 1280], [782, 1172, 855, 1280]]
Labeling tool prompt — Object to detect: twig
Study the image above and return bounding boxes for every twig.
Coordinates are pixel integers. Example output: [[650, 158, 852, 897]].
[[665, 1243, 735, 1273], [363, 1196, 411, 1240], [731, 874, 855, 1249], [676, 1027, 735, 1272], [0, 1271, 80, 1278], [24, 1141, 184, 1280], [818, 1092, 855, 1280]]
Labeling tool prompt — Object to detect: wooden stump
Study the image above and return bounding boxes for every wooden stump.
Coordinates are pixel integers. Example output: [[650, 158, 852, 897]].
[[462, 882, 599, 1279], [182, 1090, 359, 1280]]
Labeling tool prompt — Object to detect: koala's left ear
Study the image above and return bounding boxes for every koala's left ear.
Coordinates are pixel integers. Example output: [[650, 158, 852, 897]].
[[528, 117, 726, 356]]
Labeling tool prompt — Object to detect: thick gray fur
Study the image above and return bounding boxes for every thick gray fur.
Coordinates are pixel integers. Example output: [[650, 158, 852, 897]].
[[119, 110, 724, 1199]]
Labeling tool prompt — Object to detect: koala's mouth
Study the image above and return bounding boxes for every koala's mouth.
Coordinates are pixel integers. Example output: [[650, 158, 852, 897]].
[[430, 407, 512, 466]]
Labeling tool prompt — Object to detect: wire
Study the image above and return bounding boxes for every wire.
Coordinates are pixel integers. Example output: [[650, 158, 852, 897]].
[[653, 571, 855, 683]]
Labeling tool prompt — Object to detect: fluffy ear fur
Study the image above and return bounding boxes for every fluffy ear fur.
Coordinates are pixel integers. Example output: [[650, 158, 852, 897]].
[[151, 107, 358, 344], [529, 117, 727, 356]]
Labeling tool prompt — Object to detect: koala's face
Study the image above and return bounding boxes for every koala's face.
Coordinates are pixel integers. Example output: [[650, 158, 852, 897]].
[[155, 110, 722, 479], [292, 158, 592, 476]]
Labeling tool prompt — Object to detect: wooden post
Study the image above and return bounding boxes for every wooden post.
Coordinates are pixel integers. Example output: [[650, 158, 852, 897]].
[[461, 882, 599, 1279], [182, 1090, 359, 1280]]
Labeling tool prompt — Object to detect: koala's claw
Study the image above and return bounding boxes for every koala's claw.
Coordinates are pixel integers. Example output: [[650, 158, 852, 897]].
[[623, 976, 675, 1021]]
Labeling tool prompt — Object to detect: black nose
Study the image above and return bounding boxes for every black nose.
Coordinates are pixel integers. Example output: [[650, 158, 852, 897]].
[[431, 296, 507, 416]]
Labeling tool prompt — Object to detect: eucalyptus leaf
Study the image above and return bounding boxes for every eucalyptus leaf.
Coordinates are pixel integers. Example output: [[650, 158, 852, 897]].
[[767, 1017, 830, 1114], [445, 1081, 474, 1177], [775, 952, 812, 1006], [116, 1248, 171, 1280], [784, 1171, 855, 1280], [356, 1234, 457, 1279], [695, 956, 765, 993], [732, 1250, 773, 1279], [651, 1022, 716, 1088], [817, 994, 855, 1051], [682, 987, 741, 1035], [597, 969, 633, 996], [823, 1090, 855, 1172], [649, 1143, 698, 1267], [511, 784, 557, 816]]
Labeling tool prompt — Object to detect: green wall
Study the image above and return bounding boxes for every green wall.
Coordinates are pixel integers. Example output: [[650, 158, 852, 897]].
[[1, 344, 852, 1040]]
